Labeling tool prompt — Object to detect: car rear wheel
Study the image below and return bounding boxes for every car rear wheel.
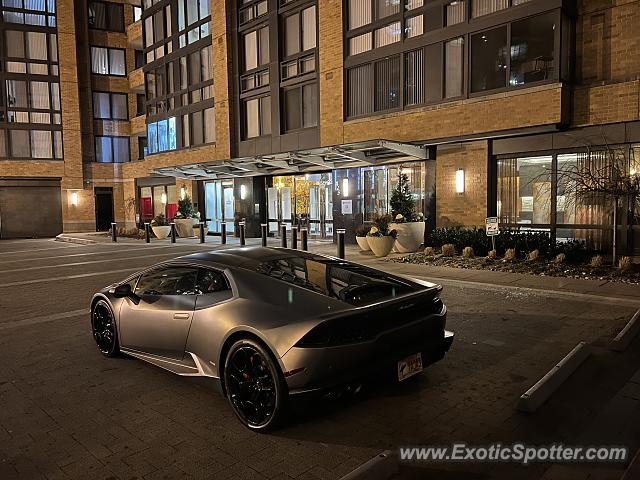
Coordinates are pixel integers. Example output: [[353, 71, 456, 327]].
[[91, 300, 120, 357], [224, 339, 286, 431]]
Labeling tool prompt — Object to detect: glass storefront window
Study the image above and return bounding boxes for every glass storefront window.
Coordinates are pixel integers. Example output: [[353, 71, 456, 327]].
[[363, 168, 388, 222], [497, 156, 552, 225]]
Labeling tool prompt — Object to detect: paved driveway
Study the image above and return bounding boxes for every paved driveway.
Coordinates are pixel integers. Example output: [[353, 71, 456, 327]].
[[0, 239, 637, 480]]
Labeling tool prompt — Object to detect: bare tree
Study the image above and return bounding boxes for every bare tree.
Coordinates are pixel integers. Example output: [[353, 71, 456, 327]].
[[554, 134, 640, 264]]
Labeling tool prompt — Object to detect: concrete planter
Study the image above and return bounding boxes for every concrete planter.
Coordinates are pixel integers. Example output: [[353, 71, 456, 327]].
[[151, 225, 171, 239], [355, 236, 371, 251], [174, 218, 195, 237], [367, 235, 395, 257], [390, 221, 425, 253], [193, 226, 209, 237]]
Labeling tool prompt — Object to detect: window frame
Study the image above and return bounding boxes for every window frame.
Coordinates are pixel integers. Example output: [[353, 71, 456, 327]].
[[92, 91, 129, 120], [94, 135, 130, 163], [90, 46, 127, 77], [88, 1, 125, 32]]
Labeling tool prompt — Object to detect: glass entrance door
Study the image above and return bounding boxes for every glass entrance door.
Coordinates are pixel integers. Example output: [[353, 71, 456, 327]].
[[268, 174, 333, 238], [205, 180, 235, 234]]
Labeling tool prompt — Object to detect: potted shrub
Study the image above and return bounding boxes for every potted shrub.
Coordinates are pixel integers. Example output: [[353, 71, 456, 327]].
[[366, 215, 397, 257], [151, 214, 171, 239], [389, 173, 425, 253], [174, 195, 198, 237], [355, 224, 371, 251]]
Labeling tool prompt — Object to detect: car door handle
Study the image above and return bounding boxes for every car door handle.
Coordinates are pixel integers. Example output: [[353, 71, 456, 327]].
[[173, 313, 191, 320]]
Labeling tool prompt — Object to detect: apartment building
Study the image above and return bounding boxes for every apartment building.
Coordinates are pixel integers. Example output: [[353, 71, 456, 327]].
[[1, 0, 639, 254]]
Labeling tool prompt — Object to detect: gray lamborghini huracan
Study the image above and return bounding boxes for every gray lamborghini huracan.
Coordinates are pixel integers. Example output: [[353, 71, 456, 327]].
[[90, 246, 453, 430]]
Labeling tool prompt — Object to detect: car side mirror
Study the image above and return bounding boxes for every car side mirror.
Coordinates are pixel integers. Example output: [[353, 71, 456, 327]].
[[114, 283, 133, 298]]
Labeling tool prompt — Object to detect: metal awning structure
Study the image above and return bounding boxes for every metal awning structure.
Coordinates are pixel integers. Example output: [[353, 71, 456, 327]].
[[152, 139, 435, 180]]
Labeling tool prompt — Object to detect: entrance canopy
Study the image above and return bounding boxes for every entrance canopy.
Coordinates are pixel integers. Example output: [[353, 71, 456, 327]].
[[152, 140, 435, 180]]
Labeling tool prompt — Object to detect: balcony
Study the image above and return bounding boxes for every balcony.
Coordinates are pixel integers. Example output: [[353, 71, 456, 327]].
[[127, 19, 142, 50], [130, 114, 146, 136], [129, 67, 144, 93]]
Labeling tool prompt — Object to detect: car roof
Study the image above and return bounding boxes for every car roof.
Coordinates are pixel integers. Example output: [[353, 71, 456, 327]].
[[177, 246, 321, 270]]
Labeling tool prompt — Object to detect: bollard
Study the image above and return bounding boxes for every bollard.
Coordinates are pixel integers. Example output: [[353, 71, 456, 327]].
[[292, 226, 298, 250], [111, 223, 117, 242], [281, 224, 287, 248], [199, 222, 205, 243], [261, 224, 268, 247], [170, 222, 176, 243], [221, 222, 227, 244], [144, 222, 150, 243], [337, 229, 346, 259], [239, 221, 246, 246], [301, 228, 308, 251]]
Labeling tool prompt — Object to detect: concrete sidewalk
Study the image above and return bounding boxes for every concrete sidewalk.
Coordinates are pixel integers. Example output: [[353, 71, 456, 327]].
[[56, 232, 640, 303]]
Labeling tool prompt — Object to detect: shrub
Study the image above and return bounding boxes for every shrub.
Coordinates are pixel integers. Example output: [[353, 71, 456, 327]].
[[463, 246, 475, 258], [424, 246, 435, 256], [355, 224, 369, 237], [527, 249, 540, 261], [554, 253, 566, 264], [487, 249, 497, 259], [590, 255, 603, 268], [441, 244, 456, 257], [618, 256, 633, 272], [504, 248, 516, 261], [152, 214, 169, 226], [368, 215, 398, 238], [553, 240, 590, 263]]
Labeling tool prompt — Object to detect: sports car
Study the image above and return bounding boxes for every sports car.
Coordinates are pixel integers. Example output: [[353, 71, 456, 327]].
[[90, 246, 454, 430]]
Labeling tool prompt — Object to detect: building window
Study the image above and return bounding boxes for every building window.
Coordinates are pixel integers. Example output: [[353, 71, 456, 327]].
[[347, 63, 373, 117], [471, 26, 507, 92], [242, 26, 269, 72], [91, 46, 126, 76], [283, 5, 316, 57], [283, 83, 317, 132], [95, 136, 130, 163], [445, 1, 465, 25], [243, 96, 271, 139], [472, 0, 508, 18], [375, 56, 400, 111], [510, 13, 556, 86], [147, 117, 177, 153], [444, 37, 464, 98], [239, 0, 267, 25], [88, 1, 124, 32], [176, 0, 210, 48], [138, 136, 147, 159], [1, 0, 56, 26], [405, 49, 424, 106], [93, 92, 128, 120]]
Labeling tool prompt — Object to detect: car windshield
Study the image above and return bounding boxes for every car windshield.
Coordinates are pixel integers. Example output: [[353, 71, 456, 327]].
[[250, 254, 416, 306]]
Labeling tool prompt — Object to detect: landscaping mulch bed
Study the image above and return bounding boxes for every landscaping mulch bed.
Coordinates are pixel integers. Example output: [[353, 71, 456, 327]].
[[389, 253, 640, 284]]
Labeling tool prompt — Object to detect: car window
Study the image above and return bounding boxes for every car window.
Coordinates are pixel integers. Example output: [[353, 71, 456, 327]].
[[134, 267, 199, 296], [195, 268, 229, 294]]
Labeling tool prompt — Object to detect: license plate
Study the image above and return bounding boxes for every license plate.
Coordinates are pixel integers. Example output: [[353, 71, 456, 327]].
[[398, 352, 423, 381]]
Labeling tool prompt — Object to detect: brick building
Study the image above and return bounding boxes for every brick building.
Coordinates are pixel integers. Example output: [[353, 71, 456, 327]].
[[0, 0, 639, 253]]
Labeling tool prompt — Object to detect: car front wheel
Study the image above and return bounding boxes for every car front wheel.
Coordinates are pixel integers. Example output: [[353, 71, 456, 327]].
[[223, 338, 286, 431], [91, 299, 120, 357]]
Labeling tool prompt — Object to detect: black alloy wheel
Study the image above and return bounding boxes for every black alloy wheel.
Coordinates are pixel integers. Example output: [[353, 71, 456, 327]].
[[91, 300, 120, 357], [224, 339, 286, 431]]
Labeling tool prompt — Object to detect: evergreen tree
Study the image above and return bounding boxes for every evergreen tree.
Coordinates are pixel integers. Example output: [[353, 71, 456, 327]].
[[390, 173, 416, 220]]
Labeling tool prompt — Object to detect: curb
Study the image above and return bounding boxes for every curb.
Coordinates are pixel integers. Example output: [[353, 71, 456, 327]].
[[340, 451, 398, 480], [55, 234, 97, 245], [610, 308, 640, 352], [517, 342, 591, 413]]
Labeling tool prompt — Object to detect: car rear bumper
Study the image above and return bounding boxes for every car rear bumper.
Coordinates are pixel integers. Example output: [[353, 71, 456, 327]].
[[282, 310, 453, 396]]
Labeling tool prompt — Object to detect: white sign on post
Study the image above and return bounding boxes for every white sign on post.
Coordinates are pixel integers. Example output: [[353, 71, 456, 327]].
[[341, 200, 353, 215], [485, 217, 499, 236]]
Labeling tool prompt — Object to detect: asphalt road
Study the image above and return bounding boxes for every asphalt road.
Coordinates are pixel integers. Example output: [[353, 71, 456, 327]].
[[0, 239, 638, 480]]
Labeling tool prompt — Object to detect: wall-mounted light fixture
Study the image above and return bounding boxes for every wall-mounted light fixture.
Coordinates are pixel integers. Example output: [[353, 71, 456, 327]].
[[161, 192, 167, 204], [342, 178, 349, 197], [455, 168, 465, 194], [180, 185, 186, 200], [240, 184, 247, 200], [70, 191, 79, 206]]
